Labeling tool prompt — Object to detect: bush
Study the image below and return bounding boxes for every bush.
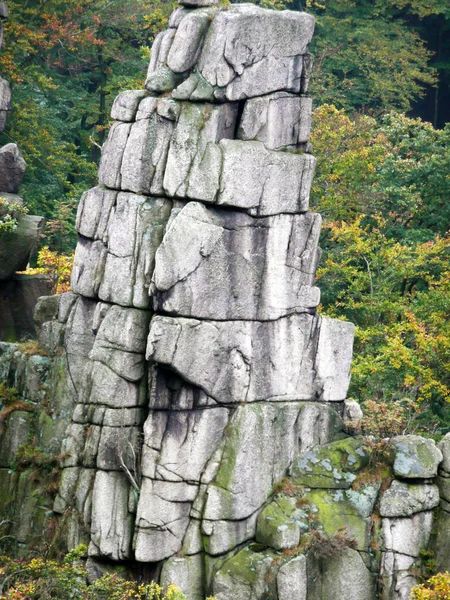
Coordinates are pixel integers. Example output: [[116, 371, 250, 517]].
[[0, 546, 217, 599], [0, 197, 28, 232], [410, 572, 450, 599], [22, 246, 74, 294]]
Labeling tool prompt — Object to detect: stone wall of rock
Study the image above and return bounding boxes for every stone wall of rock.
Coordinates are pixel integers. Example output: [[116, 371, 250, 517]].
[[0, 1, 450, 598]]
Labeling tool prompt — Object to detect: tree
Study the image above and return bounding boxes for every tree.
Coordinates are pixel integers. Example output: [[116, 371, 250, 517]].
[[310, 106, 450, 433], [0, 0, 173, 251]]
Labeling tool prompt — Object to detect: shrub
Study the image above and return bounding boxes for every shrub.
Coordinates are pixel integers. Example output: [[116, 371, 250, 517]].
[[0, 546, 217, 599], [21, 246, 73, 294], [0, 383, 20, 406], [0, 197, 28, 232], [410, 572, 450, 599]]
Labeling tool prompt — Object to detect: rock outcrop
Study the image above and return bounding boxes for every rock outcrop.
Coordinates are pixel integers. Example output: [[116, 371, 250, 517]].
[[0, 2, 449, 599]]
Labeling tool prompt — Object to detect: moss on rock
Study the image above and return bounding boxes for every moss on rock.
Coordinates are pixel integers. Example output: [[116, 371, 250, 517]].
[[291, 437, 371, 489]]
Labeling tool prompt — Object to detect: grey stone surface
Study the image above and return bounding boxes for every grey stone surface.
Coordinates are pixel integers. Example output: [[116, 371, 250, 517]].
[[163, 102, 238, 200], [167, 10, 214, 73], [172, 71, 217, 102], [96, 425, 141, 471], [202, 511, 259, 556], [380, 551, 418, 600], [0, 411, 33, 467], [301, 53, 314, 93], [202, 402, 341, 522], [110, 90, 148, 122], [0, 212, 45, 279], [76, 186, 117, 241], [146, 29, 176, 81], [34, 295, 60, 332], [89, 470, 133, 561], [134, 478, 197, 561], [320, 549, 375, 600], [0, 143, 26, 193], [438, 432, 450, 473], [147, 314, 354, 404], [391, 435, 443, 479], [38, 320, 65, 355], [196, 5, 315, 100], [160, 554, 204, 600], [169, 8, 189, 29], [433, 509, 450, 573], [71, 238, 107, 298], [343, 399, 363, 425], [152, 202, 321, 320], [437, 474, 450, 502], [98, 122, 131, 189], [82, 360, 147, 408], [121, 98, 178, 196], [72, 403, 146, 427], [0, 77, 11, 132], [277, 555, 307, 600], [189, 139, 315, 215], [141, 406, 229, 481], [382, 511, 433, 556], [89, 305, 150, 381], [58, 292, 78, 323], [98, 193, 172, 308], [148, 366, 218, 411], [380, 481, 440, 517], [73, 192, 172, 306], [238, 93, 312, 149]]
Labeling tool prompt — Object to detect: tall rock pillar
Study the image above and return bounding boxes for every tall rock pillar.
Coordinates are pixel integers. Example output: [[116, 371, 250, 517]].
[[57, 1, 355, 597]]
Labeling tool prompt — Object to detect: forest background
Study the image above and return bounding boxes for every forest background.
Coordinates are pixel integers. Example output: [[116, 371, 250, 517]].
[[1, 0, 449, 434]]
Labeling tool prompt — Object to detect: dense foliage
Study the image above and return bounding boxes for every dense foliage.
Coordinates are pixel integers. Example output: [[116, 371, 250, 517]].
[[411, 572, 450, 599], [311, 106, 450, 434], [1, 0, 449, 434], [0, 0, 173, 247], [0, 546, 217, 600]]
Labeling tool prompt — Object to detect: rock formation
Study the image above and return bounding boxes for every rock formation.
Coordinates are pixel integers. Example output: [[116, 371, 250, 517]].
[[0, 2, 49, 341], [0, 1, 449, 599]]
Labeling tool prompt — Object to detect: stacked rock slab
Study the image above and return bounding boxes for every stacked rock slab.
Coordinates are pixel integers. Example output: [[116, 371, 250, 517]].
[[58, 1, 356, 595]]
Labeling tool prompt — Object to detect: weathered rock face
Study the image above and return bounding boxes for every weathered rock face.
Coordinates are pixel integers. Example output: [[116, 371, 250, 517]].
[[0, 194, 44, 280], [1, 2, 449, 599], [0, 143, 26, 193], [0, 77, 11, 133]]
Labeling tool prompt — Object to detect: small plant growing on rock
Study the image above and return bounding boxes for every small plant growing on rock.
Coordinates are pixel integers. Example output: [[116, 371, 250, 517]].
[[302, 526, 358, 558], [0, 383, 20, 406], [358, 398, 418, 468], [0, 197, 28, 232], [17, 340, 49, 357], [21, 246, 74, 294], [0, 383, 34, 428]]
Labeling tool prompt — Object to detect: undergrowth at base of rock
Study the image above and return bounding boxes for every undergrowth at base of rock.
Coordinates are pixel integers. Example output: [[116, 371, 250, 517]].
[[0, 545, 218, 600]]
